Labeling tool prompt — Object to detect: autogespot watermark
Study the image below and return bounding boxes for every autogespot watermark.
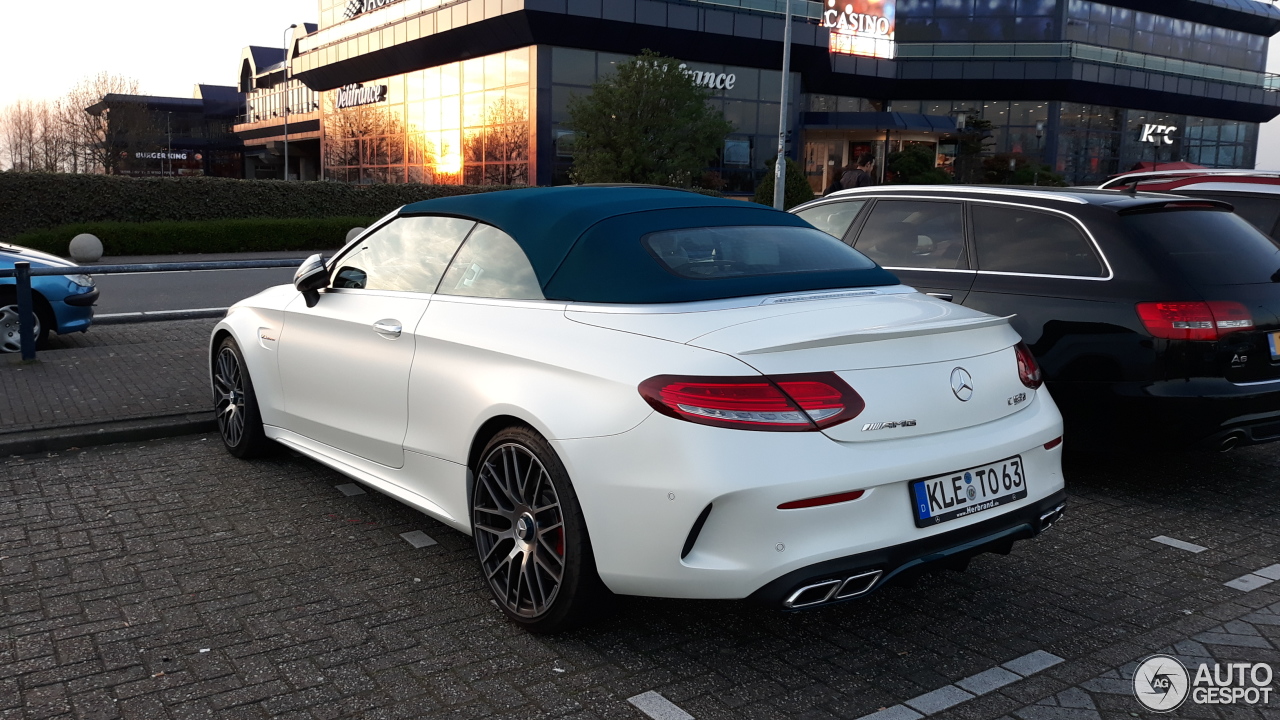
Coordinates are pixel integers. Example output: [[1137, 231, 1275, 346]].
[[1133, 654, 1275, 713]]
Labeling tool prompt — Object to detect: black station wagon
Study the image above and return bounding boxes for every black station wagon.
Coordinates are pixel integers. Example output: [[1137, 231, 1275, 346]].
[[793, 186, 1280, 451]]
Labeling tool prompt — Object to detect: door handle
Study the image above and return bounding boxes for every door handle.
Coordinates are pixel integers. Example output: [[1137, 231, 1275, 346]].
[[927, 293, 954, 302], [373, 320, 403, 337]]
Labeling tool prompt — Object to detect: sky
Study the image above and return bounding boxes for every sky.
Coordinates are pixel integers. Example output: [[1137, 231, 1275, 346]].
[[3, 0, 1280, 168], [0, 0, 317, 107]]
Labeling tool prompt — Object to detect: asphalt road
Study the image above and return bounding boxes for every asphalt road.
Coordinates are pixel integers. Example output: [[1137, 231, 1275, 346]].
[[92, 267, 297, 314]]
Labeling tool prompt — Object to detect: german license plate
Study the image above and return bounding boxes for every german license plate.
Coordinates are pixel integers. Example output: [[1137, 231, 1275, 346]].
[[1269, 332, 1280, 361], [910, 456, 1027, 528]]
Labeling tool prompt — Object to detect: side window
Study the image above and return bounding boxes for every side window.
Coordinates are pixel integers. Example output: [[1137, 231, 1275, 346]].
[[853, 200, 968, 269], [795, 200, 867, 240], [438, 224, 544, 300], [972, 205, 1104, 277], [331, 216, 476, 293]]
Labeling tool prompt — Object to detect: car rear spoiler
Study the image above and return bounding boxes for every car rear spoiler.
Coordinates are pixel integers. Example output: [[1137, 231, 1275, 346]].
[[1115, 199, 1235, 215], [740, 315, 1016, 355]]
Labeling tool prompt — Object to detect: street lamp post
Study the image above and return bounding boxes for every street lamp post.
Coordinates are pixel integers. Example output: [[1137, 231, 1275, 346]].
[[283, 24, 297, 181], [1034, 121, 1044, 186], [772, 0, 793, 210]]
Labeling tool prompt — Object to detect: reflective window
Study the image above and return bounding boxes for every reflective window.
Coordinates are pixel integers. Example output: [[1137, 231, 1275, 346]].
[[331, 216, 476, 293], [438, 225, 543, 300], [644, 226, 877, 279], [795, 200, 867, 240], [1122, 210, 1280, 285], [972, 205, 1103, 277], [854, 200, 969, 270], [1065, 0, 1265, 71], [323, 47, 531, 186]]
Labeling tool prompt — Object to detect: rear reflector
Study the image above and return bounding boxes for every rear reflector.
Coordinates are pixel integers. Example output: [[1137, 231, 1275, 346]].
[[639, 373, 865, 432], [778, 489, 866, 510], [1136, 301, 1253, 341], [1044, 436, 1063, 450]]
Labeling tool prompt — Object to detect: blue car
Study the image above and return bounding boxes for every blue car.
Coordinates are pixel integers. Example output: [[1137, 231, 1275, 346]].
[[0, 242, 98, 353]]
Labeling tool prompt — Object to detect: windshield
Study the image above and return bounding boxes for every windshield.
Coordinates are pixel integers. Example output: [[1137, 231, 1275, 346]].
[[1121, 209, 1280, 285], [644, 225, 878, 280]]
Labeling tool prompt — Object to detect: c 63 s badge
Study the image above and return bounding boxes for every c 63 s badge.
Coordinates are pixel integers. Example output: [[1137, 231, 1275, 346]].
[[862, 420, 918, 432], [1007, 392, 1027, 406]]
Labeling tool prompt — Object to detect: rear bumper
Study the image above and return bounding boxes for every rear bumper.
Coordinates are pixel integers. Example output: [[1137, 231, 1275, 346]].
[[750, 490, 1067, 609], [1050, 377, 1280, 449], [554, 386, 1065, 600]]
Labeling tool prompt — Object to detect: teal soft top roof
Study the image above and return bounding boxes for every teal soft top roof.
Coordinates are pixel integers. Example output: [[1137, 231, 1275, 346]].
[[400, 186, 898, 303]]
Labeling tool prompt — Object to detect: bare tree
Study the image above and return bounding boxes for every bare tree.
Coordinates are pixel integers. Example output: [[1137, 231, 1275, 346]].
[[63, 72, 147, 174]]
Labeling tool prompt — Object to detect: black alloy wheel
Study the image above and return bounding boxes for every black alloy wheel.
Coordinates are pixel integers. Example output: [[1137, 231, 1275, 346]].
[[212, 337, 272, 458], [472, 426, 610, 632]]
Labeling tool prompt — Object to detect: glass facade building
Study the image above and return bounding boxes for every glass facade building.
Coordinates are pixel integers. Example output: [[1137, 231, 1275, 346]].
[[267, 0, 1280, 189]]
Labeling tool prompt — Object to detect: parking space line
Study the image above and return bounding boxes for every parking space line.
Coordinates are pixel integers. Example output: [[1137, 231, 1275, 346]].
[[399, 530, 437, 548], [627, 691, 694, 720], [1151, 535, 1207, 553], [335, 483, 366, 496], [1225, 562, 1280, 591], [854, 651, 1064, 720]]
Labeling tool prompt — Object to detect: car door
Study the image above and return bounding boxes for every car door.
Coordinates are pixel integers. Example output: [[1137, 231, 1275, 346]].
[[960, 201, 1118, 382], [848, 197, 975, 303], [276, 215, 476, 468]]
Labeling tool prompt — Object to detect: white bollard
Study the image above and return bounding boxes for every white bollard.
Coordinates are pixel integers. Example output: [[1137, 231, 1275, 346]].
[[69, 233, 103, 263]]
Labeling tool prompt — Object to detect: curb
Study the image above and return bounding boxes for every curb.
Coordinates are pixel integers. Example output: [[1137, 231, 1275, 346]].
[[0, 412, 217, 456], [94, 308, 227, 325]]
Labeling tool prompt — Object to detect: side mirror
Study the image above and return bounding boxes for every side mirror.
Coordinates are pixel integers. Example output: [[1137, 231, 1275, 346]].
[[294, 254, 327, 308]]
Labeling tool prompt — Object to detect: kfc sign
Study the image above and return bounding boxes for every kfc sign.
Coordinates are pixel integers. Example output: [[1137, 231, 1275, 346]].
[[824, 0, 897, 60], [1140, 124, 1178, 145]]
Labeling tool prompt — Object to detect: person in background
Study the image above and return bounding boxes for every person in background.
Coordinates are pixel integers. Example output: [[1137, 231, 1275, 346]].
[[824, 165, 851, 196], [842, 153, 876, 189]]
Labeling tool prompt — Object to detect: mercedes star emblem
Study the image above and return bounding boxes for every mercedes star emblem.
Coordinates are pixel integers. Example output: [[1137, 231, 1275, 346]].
[[951, 367, 974, 402]]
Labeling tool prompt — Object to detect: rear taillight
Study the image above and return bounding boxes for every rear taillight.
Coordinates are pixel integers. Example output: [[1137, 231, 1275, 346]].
[[638, 373, 865, 432], [1135, 301, 1253, 341], [1014, 342, 1043, 390]]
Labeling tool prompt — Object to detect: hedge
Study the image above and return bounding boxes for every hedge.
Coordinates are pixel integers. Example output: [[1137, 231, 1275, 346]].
[[10, 217, 375, 257], [0, 173, 521, 240]]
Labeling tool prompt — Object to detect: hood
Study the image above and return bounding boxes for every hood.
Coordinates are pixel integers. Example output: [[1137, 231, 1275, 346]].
[[0, 243, 79, 269]]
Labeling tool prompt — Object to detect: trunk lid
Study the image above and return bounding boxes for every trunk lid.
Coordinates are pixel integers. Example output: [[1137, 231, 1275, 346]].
[[569, 290, 1032, 441]]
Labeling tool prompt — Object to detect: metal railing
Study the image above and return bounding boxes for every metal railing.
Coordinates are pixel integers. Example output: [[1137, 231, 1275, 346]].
[[0, 259, 305, 361]]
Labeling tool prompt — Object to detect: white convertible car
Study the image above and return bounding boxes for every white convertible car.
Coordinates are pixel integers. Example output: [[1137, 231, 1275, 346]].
[[211, 186, 1066, 632]]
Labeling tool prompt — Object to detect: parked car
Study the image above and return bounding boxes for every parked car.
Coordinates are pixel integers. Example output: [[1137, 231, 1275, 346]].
[[1098, 169, 1280, 239], [211, 186, 1066, 632], [0, 242, 98, 353], [793, 185, 1280, 452]]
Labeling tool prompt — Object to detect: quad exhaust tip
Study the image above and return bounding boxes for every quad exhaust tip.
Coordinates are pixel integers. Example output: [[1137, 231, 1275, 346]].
[[784, 569, 882, 609], [1039, 502, 1066, 532]]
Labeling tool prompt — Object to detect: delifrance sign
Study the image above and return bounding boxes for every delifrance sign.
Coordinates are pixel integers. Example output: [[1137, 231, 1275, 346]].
[[678, 64, 737, 91], [336, 83, 388, 109], [823, 0, 896, 60]]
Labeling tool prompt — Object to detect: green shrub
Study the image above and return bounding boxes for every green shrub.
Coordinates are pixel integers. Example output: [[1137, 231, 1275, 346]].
[[10, 217, 376, 256], [0, 173, 520, 239], [753, 158, 815, 210]]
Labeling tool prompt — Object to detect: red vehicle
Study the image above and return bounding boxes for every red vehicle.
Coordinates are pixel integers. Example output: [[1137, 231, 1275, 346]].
[[1099, 169, 1280, 239]]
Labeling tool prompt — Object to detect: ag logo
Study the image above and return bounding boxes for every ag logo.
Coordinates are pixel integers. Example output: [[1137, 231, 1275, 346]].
[[950, 367, 974, 402], [1134, 654, 1189, 713]]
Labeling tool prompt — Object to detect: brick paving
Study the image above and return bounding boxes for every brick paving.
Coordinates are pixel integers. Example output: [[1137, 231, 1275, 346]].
[[1, 435, 1278, 719], [0, 320, 215, 435]]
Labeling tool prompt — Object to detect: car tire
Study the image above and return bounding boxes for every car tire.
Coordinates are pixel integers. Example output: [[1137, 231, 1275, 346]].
[[471, 425, 612, 633], [212, 336, 273, 458], [0, 288, 51, 353]]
